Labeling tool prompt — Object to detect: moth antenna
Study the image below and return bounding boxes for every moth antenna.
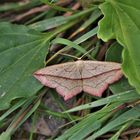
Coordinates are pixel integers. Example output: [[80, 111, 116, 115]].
[[59, 53, 79, 60], [59, 47, 96, 60], [46, 47, 69, 64], [79, 47, 96, 59], [46, 47, 95, 65]]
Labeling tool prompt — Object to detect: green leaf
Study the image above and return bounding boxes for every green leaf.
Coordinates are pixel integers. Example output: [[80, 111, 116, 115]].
[[0, 0, 41, 12], [98, 0, 140, 94], [7, 97, 41, 134], [0, 22, 49, 110], [30, 7, 97, 31], [105, 42, 134, 94], [65, 90, 140, 112], [74, 27, 98, 44], [67, 120, 101, 140], [0, 99, 26, 122], [87, 105, 140, 139], [109, 122, 131, 140], [52, 38, 88, 55], [105, 42, 123, 63], [0, 132, 11, 140], [56, 103, 120, 140]]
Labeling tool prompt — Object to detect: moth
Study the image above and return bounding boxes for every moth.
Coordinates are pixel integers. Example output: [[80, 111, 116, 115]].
[[34, 60, 123, 100]]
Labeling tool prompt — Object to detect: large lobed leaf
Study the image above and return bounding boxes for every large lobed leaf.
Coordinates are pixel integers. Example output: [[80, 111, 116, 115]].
[[0, 22, 49, 110], [98, 0, 140, 94]]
